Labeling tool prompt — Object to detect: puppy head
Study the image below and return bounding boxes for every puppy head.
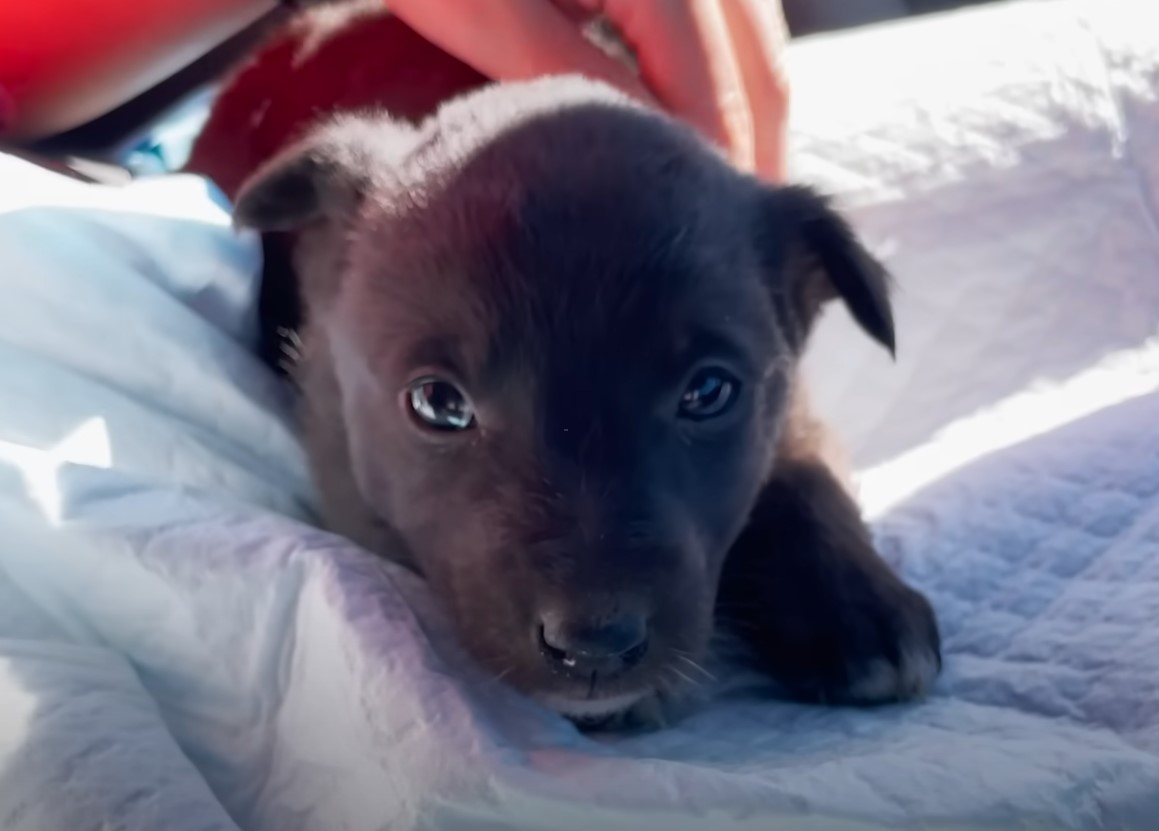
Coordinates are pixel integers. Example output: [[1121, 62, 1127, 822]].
[[236, 78, 893, 719]]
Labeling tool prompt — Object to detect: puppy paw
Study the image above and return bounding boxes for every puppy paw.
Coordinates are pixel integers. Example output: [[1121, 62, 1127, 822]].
[[783, 582, 942, 706], [719, 543, 942, 707], [839, 585, 941, 703], [718, 455, 944, 708]]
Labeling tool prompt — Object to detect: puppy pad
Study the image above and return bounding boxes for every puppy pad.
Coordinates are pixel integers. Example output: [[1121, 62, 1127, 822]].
[[3, 0, 1159, 828]]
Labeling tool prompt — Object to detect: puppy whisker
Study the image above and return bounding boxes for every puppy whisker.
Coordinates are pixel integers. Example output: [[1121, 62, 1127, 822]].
[[673, 652, 716, 683], [664, 664, 701, 690], [491, 666, 515, 684]]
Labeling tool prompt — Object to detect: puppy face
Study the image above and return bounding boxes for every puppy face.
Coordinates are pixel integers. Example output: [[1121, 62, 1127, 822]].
[[235, 78, 893, 719]]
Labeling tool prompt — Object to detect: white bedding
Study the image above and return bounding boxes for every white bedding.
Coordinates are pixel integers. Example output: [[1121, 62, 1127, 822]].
[[2, 0, 1159, 828]]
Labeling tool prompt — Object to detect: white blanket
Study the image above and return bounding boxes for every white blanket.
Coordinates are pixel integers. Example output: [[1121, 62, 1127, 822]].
[[2, 0, 1159, 828]]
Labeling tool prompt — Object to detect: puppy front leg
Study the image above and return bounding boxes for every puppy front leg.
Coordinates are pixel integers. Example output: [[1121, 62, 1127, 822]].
[[717, 455, 941, 704]]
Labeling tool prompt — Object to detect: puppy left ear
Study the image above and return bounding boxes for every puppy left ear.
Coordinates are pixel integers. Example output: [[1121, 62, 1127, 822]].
[[233, 113, 416, 232], [765, 185, 896, 357]]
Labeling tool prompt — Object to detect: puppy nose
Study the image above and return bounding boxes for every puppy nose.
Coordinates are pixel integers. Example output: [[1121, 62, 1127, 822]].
[[537, 613, 649, 676]]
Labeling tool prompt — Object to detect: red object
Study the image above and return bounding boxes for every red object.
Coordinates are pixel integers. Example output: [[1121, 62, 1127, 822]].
[[0, 0, 271, 139], [186, 2, 489, 201]]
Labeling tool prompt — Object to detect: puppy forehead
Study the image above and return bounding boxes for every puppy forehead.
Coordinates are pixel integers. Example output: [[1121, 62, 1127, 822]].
[[348, 105, 778, 372], [361, 206, 767, 370]]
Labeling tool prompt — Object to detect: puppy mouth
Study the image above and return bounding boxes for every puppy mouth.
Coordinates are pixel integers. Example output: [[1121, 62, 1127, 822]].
[[536, 690, 649, 722]]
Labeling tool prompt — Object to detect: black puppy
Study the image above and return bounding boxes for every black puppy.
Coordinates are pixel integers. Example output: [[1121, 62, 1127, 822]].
[[233, 75, 940, 726]]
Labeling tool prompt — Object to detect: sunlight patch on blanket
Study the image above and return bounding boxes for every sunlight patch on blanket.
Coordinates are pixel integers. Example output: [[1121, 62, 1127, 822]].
[[0, 418, 112, 524], [0, 659, 37, 771], [858, 336, 1159, 519]]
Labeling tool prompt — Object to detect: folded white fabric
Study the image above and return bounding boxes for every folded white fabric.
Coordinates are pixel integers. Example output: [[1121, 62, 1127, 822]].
[[2, 0, 1159, 829]]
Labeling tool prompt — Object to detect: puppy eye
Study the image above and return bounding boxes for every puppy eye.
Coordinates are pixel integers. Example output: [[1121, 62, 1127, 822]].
[[407, 378, 476, 431], [678, 368, 739, 420]]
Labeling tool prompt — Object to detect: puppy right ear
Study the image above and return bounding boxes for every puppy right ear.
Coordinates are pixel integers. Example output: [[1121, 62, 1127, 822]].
[[233, 114, 414, 232], [764, 185, 897, 357]]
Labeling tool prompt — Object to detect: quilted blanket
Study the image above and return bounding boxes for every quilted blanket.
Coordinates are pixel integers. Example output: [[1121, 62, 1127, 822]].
[[2, 0, 1159, 828]]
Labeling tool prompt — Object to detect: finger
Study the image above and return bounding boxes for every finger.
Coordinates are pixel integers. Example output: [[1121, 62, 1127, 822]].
[[600, 0, 755, 171], [719, 0, 792, 182], [386, 0, 655, 104]]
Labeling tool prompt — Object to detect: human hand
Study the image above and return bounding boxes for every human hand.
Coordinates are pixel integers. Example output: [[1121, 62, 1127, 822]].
[[385, 0, 791, 182]]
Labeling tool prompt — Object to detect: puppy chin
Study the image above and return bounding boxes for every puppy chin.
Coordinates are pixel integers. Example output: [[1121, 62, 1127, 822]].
[[537, 691, 647, 721]]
